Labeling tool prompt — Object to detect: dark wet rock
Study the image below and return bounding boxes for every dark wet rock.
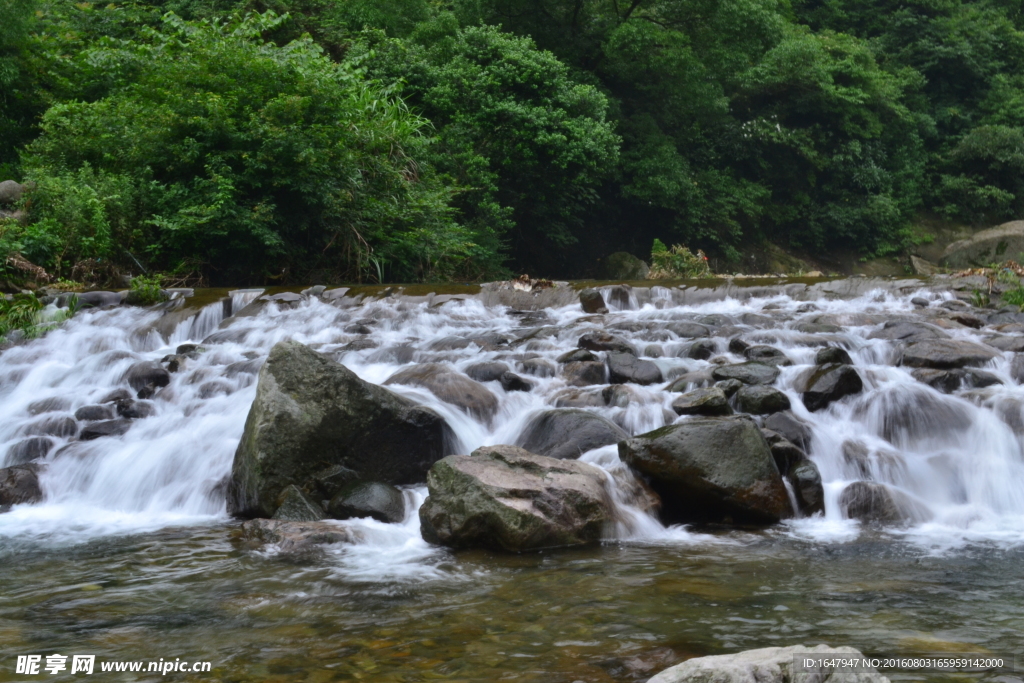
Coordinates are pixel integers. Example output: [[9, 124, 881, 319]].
[[671, 387, 732, 416], [602, 384, 641, 408], [666, 370, 713, 392], [797, 363, 863, 412], [839, 481, 932, 525], [561, 360, 606, 386], [911, 367, 1002, 393], [465, 361, 510, 383], [124, 361, 171, 398], [27, 397, 71, 415], [557, 349, 597, 364], [499, 372, 533, 392], [620, 417, 791, 525], [743, 345, 792, 366], [0, 463, 43, 509], [578, 331, 636, 355], [115, 398, 156, 419], [308, 464, 359, 501], [950, 312, 984, 329], [176, 343, 201, 357], [763, 411, 813, 451], [868, 320, 949, 342], [228, 341, 454, 519], [419, 445, 615, 551], [644, 344, 665, 358], [728, 337, 750, 354], [607, 351, 663, 385], [685, 339, 716, 360], [79, 418, 132, 441], [579, 288, 609, 314], [271, 485, 325, 521], [198, 380, 233, 399], [520, 357, 556, 378], [5, 437, 54, 465], [984, 335, 1024, 352], [606, 284, 634, 309], [760, 430, 805, 475], [715, 378, 743, 397], [225, 359, 263, 377], [345, 323, 373, 335], [911, 296, 931, 307], [385, 363, 498, 423], [328, 481, 405, 523], [815, 346, 853, 365], [841, 441, 908, 481], [160, 354, 187, 373], [666, 322, 712, 338], [791, 321, 842, 334], [99, 388, 133, 404], [73, 291, 122, 309], [900, 339, 999, 369], [553, 388, 605, 408], [239, 518, 360, 553], [516, 409, 629, 460], [710, 362, 780, 386], [340, 338, 379, 353], [735, 385, 791, 415], [24, 415, 77, 438], [646, 644, 888, 683], [1013, 354, 1024, 383], [789, 460, 824, 515]]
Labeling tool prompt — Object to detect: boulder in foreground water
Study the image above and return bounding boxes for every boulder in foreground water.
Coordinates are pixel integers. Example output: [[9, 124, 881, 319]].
[[328, 481, 405, 523], [607, 351, 663, 385], [647, 644, 890, 683], [0, 463, 43, 510], [419, 445, 615, 551], [515, 408, 629, 460], [619, 416, 791, 525], [228, 341, 454, 519], [671, 387, 732, 416], [839, 481, 932, 526], [239, 518, 361, 554]]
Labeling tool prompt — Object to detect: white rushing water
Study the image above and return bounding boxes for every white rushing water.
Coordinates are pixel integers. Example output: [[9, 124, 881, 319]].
[[2, 283, 1024, 561]]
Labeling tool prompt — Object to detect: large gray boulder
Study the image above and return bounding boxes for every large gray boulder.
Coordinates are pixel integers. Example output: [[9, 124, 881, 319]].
[[607, 351, 663, 385], [0, 463, 43, 510], [899, 339, 999, 369], [516, 408, 629, 460], [384, 363, 498, 424], [647, 644, 890, 683], [941, 220, 1024, 268], [797, 364, 864, 412], [227, 341, 455, 519], [579, 288, 609, 313], [735, 384, 791, 415], [419, 445, 615, 551], [619, 417, 792, 525], [0, 180, 25, 205], [840, 481, 932, 526]]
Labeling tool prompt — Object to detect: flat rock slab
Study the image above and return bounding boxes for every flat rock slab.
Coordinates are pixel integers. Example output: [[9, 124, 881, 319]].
[[899, 339, 999, 369], [711, 362, 780, 386], [647, 644, 890, 683], [419, 445, 615, 551]]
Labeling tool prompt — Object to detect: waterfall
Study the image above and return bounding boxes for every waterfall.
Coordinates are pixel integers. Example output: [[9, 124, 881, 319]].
[[2, 283, 1024, 553]]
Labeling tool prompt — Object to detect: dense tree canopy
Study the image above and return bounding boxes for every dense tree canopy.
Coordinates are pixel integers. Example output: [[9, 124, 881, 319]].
[[3, 0, 1024, 283]]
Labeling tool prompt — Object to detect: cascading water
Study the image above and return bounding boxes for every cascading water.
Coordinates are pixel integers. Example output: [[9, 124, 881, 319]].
[[3, 281, 1024, 558]]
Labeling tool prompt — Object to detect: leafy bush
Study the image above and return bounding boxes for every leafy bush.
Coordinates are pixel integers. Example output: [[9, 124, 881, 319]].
[[649, 239, 712, 279], [22, 11, 478, 283], [127, 274, 167, 305]]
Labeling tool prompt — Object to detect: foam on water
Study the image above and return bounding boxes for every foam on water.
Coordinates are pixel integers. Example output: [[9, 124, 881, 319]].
[[3, 284, 1024, 564]]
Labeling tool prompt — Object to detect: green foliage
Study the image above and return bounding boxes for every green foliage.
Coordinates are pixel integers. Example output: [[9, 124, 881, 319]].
[[649, 239, 712, 279], [0, 292, 43, 341], [1004, 285, 1024, 308], [22, 11, 480, 283], [128, 274, 167, 305], [354, 17, 620, 271]]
